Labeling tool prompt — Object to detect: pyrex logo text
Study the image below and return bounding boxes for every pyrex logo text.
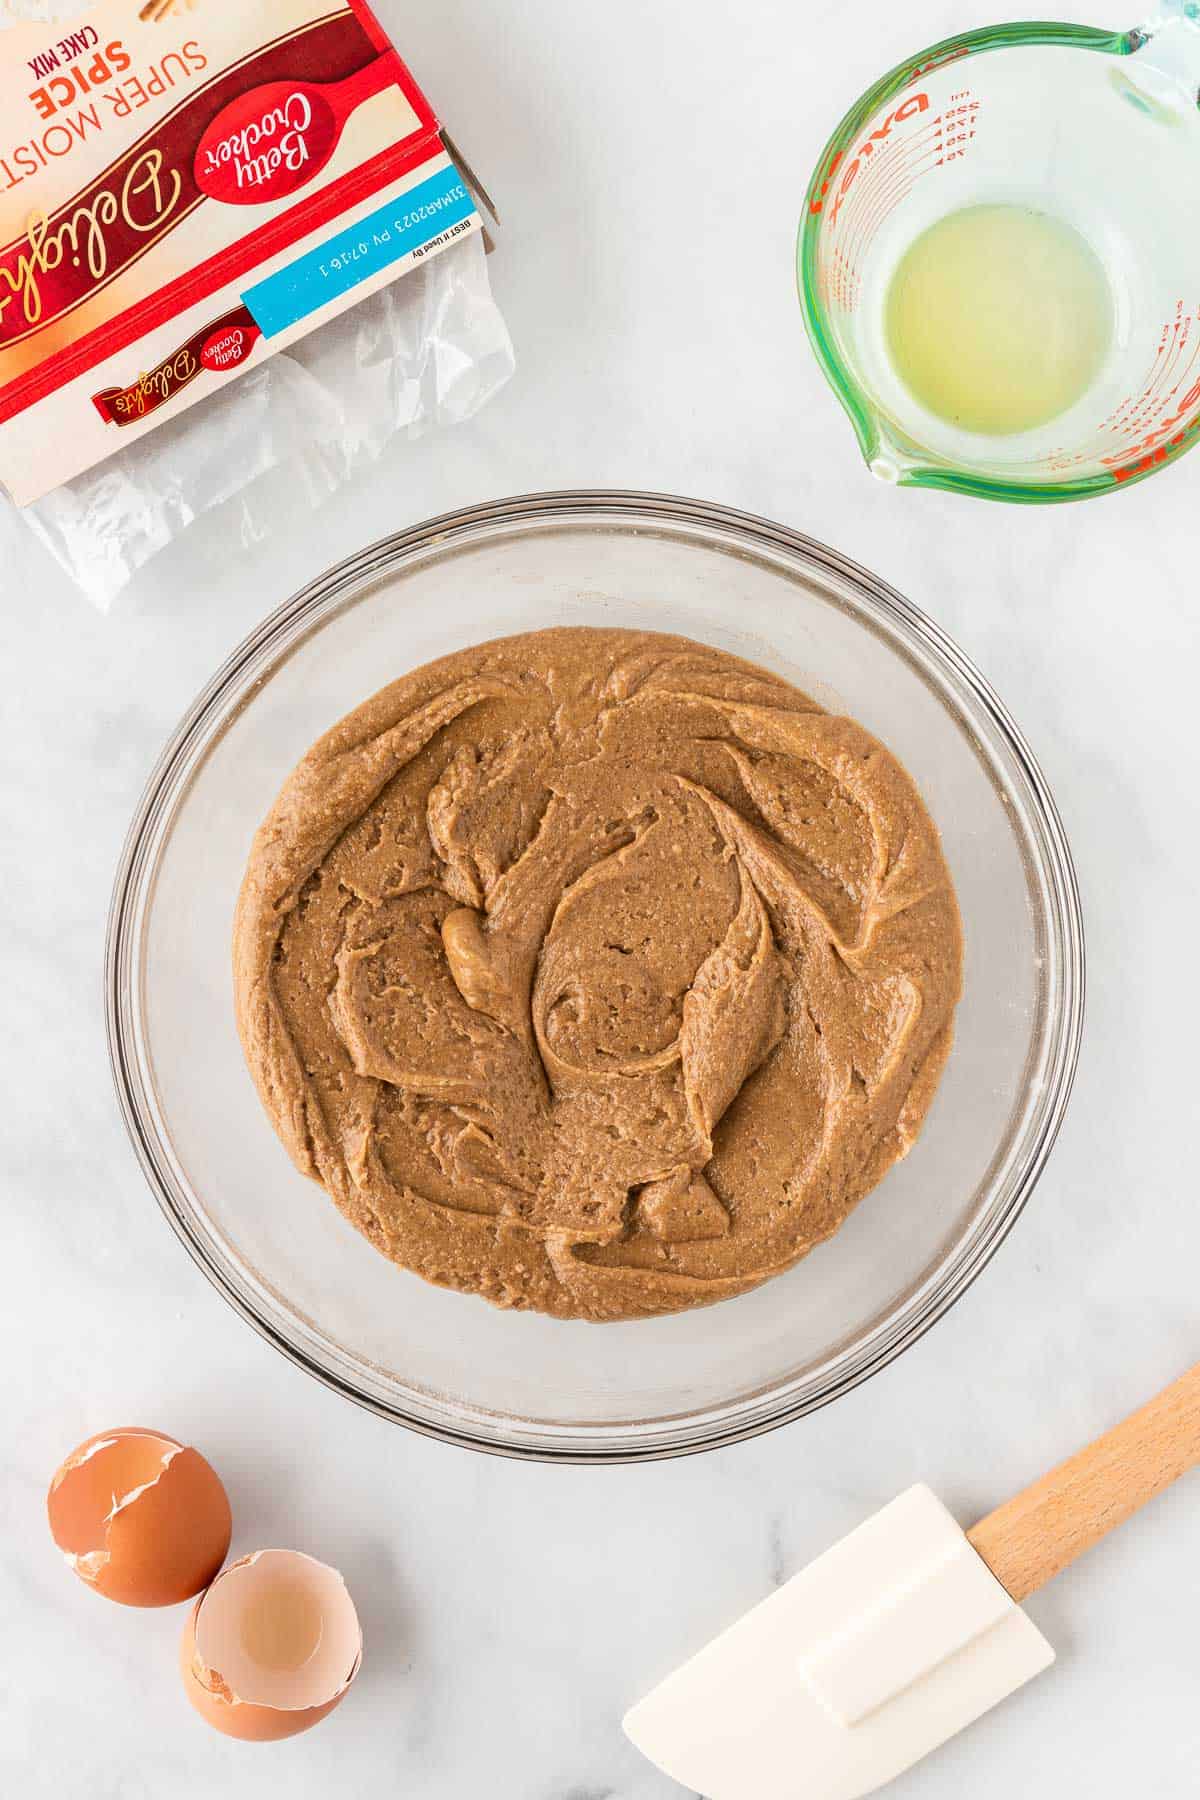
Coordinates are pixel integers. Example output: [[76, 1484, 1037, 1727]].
[[810, 94, 929, 228]]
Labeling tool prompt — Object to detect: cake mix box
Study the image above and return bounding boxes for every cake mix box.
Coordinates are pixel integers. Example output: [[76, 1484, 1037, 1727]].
[[0, 0, 498, 505]]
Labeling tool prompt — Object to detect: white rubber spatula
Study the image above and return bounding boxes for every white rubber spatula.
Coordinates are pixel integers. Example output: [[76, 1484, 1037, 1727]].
[[625, 1362, 1200, 1800]]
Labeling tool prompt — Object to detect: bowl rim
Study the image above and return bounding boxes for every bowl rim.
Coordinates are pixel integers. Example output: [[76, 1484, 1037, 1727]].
[[105, 488, 1086, 1463]]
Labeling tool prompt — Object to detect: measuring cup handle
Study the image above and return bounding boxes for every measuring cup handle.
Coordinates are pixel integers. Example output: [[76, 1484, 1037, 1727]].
[[1125, 4, 1200, 110]]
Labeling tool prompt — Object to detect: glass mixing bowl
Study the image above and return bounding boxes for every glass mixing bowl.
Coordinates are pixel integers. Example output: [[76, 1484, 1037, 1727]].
[[107, 492, 1084, 1462]]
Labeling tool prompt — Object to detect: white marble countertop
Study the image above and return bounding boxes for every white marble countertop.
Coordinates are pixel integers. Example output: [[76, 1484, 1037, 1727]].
[[4, 0, 1198, 1794]]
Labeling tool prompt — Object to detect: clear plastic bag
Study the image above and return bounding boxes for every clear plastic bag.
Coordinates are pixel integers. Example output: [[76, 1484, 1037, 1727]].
[[4, 231, 514, 609]]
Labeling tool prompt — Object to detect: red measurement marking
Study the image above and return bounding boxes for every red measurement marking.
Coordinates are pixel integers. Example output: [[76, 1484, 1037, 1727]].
[[829, 137, 903, 254], [834, 124, 944, 259], [1155, 330, 1200, 420], [840, 137, 955, 286], [1104, 305, 1199, 442], [1129, 320, 1179, 422], [816, 92, 981, 313], [1097, 302, 1200, 476], [846, 146, 942, 268], [1153, 308, 1193, 408], [834, 129, 931, 248], [839, 145, 916, 263], [824, 92, 932, 228], [836, 107, 968, 251]]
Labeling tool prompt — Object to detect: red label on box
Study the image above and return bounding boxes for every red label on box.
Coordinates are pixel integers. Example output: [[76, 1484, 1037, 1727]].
[[193, 52, 403, 208], [90, 301, 262, 423], [0, 1, 482, 504]]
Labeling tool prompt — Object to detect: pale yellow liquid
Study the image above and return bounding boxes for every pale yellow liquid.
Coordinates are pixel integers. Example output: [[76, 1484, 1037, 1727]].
[[884, 204, 1114, 435]]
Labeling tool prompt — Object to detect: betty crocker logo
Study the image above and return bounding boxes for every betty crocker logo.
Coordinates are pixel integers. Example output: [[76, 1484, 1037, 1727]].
[[198, 91, 317, 198], [91, 302, 261, 423], [199, 321, 256, 372], [194, 53, 399, 207]]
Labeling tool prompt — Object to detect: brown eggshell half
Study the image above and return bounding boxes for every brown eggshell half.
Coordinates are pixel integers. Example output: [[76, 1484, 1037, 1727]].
[[179, 1551, 362, 1741], [47, 1427, 232, 1607]]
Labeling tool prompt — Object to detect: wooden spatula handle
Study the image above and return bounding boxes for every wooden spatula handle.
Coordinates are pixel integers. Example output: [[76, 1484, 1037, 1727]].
[[967, 1361, 1200, 1602]]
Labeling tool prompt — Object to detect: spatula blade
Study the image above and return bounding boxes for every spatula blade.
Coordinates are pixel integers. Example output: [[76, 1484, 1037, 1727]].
[[624, 1485, 1054, 1800]]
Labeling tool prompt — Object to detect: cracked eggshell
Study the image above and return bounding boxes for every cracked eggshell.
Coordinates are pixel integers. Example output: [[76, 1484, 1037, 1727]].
[[180, 1549, 363, 1741], [47, 1427, 232, 1607]]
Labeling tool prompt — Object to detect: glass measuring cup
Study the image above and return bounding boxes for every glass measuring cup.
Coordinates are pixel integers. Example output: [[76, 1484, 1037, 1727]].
[[798, 7, 1200, 502]]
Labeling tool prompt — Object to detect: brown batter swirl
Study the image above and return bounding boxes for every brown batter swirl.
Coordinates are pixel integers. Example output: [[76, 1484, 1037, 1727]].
[[234, 628, 962, 1321]]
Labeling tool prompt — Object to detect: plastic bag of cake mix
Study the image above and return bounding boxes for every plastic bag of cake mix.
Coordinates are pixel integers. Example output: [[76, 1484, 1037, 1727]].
[[0, 0, 514, 607]]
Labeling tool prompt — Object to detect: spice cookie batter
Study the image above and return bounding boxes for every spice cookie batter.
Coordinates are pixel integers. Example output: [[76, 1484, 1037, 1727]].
[[234, 628, 962, 1321]]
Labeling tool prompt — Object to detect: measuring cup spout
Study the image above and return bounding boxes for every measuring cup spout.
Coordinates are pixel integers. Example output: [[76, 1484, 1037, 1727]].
[[864, 422, 921, 488], [1126, 7, 1200, 114]]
